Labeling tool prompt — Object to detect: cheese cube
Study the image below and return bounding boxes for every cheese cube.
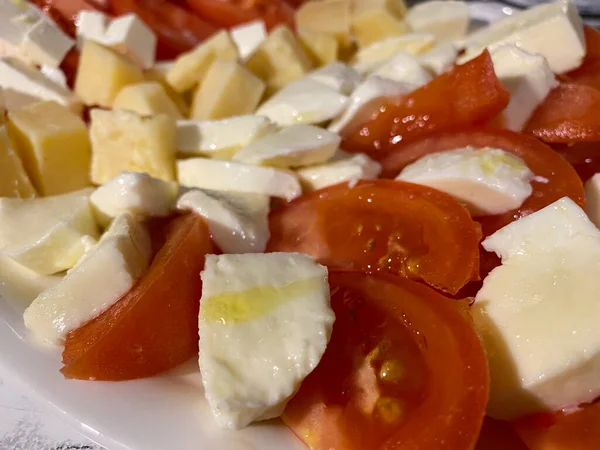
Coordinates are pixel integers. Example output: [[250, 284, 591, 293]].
[[39, 65, 67, 87], [176, 116, 276, 159], [103, 14, 157, 69], [0, 125, 36, 198], [296, 0, 352, 49], [585, 173, 600, 229], [90, 109, 176, 184], [418, 42, 458, 75], [473, 197, 600, 419], [231, 20, 267, 60], [76, 11, 108, 49], [144, 67, 189, 118], [8, 101, 91, 196], [0, 0, 43, 51], [113, 81, 184, 119], [166, 30, 238, 93], [307, 62, 361, 95], [177, 158, 302, 201], [75, 40, 144, 108], [405, 1, 469, 41], [233, 124, 340, 168], [372, 51, 432, 87], [0, 188, 99, 275], [177, 189, 270, 254], [90, 172, 178, 227], [246, 26, 313, 94], [19, 18, 74, 68], [351, 0, 409, 47], [190, 60, 265, 120], [199, 252, 334, 429], [24, 214, 151, 344], [298, 28, 338, 66]]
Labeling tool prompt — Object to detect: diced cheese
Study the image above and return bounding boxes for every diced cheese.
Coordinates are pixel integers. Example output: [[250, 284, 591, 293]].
[[177, 189, 270, 254], [190, 60, 265, 121], [585, 173, 600, 229], [491, 45, 558, 132], [74, 40, 144, 108], [297, 28, 338, 67], [306, 62, 361, 96], [176, 116, 276, 159], [372, 51, 432, 87], [296, 0, 352, 49], [90, 109, 176, 184], [167, 30, 238, 93], [418, 42, 458, 75], [0, 0, 43, 53], [90, 172, 178, 227], [113, 81, 184, 119], [297, 151, 382, 192], [177, 158, 302, 201], [24, 214, 151, 345], [8, 101, 91, 196], [102, 13, 157, 69], [461, 0, 585, 74], [39, 65, 67, 87], [143, 67, 189, 118], [233, 124, 340, 168], [76, 11, 108, 48], [0, 125, 36, 198], [231, 20, 267, 60], [397, 147, 534, 216], [0, 188, 99, 275], [199, 252, 334, 429], [19, 17, 74, 68], [405, 1, 469, 41], [473, 197, 600, 419], [351, 0, 409, 47]]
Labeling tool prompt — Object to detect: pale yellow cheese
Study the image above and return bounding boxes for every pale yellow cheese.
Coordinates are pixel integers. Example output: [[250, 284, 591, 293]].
[[8, 101, 91, 196], [144, 67, 189, 117], [296, 0, 352, 49], [190, 60, 265, 121], [352, 33, 436, 72], [352, 0, 409, 47], [90, 109, 176, 184], [298, 28, 338, 66], [113, 82, 184, 119], [74, 40, 144, 108], [166, 30, 239, 93], [0, 126, 36, 198]]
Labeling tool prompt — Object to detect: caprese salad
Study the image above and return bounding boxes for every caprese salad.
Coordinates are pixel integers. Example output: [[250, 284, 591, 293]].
[[1, 0, 600, 448]]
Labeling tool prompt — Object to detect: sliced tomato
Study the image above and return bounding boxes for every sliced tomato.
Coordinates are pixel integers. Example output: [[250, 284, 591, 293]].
[[185, 0, 295, 30], [28, 0, 100, 36], [566, 26, 600, 90], [341, 50, 510, 159], [552, 141, 600, 183], [283, 271, 489, 450], [267, 180, 481, 294], [61, 214, 216, 381], [475, 417, 528, 450]]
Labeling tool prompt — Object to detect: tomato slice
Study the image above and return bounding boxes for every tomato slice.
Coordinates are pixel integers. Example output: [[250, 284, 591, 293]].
[[566, 26, 600, 90], [475, 417, 528, 450], [267, 179, 481, 294], [552, 141, 600, 183], [283, 271, 489, 450], [185, 0, 295, 30], [378, 129, 585, 237], [61, 214, 216, 381], [341, 50, 510, 159]]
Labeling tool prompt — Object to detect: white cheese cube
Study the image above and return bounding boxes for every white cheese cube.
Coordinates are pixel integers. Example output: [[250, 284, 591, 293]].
[[177, 189, 270, 254], [233, 124, 340, 168], [176, 116, 277, 159], [0, 0, 44, 63], [90, 172, 178, 227], [231, 20, 267, 60], [39, 65, 67, 87], [306, 62, 361, 96], [473, 197, 600, 419], [405, 1, 469, 41], [418, 42, 458, 75], [397, 147, 534, 216], [20, 18, 74, 68], [103, 14, 157, 69], [76, 11, 109, 49], [199, 252, 334, 429], [24, 214, 151, 344], [177, 158, 302, 201], [585, 173, 600, 229], [372, 51, 432, 87]]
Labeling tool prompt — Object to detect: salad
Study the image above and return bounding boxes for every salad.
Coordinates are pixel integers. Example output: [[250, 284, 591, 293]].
[[1, 0, 600, 448]]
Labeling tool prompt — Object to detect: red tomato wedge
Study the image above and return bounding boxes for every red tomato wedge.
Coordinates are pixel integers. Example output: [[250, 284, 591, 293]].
[[185, 0, 295, 30], [566, 26, 600, 90], [341, 50, 510, 159], [552, 141, 600, 183], [267, 180, 481, 294], [378, 129, 585, 236], [475, 417, 528, 450], [61, 214, 216, 381], [283, 271, 489, 450]]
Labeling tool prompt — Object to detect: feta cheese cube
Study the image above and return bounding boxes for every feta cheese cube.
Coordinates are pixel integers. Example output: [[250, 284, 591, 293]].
[[306, 62, 361, 95], [103, 13, 157, 69], [405, 1, 469, 41], [76, 11, 108, 49], [372, 51, 432, 87], [585, 173, 600, 229], [113, 81, 184, 119], [231, 20, 267, 60], [20, 18, 74, 68], [39, 65, 67, 87], [351, 0, 409, 47], [418, 42, 458, 75], [0, 125, 36, 198]]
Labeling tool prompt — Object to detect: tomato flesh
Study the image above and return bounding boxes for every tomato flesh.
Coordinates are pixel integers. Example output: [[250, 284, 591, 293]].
[[283, 271, 489, 450], [552, 141, 600, 183], [61, 214, 216, 381], [185, 0, 295, 30], [566, 26, 600, 90], [475, 417, 528, 450]]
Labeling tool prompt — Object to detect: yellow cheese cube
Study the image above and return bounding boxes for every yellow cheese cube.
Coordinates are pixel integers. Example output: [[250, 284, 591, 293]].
[[298, 28, 338, 66], [113, 82, 184, 119], [0, 126, 36, 198], [8, 101, 91, 196], [296, 0, 352, 49], [166, 30, 238, 93], [190, 60, 265, 121], [352, 33, 436, 72], [90, 109, 176, 184], [352, 0, 410, 47], [144, 68, 189, 117], [246, 26, 313, 94], [75, 41, 144, 108]]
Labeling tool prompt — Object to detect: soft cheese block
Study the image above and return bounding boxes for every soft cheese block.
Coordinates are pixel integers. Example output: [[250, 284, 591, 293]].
[[231, 20, 267, 61], [306, 62, 361, 96], [199, 252, 334, 429], [0, 125, 36, 198], [405, 1, 470, 41], [372, 51, 432, 87]]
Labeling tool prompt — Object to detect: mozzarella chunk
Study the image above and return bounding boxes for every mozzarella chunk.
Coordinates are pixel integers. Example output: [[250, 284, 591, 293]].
[[103, 14, 157, 69], [397, 147, 534, 216], [39, 65, 67, 87], [473, 197, 600, 419], [0, 189, 99, 275], [233, 124, 340, 168], [176, 116, 276, 159], [231, 20, 267, 60], [24, 214, 151, 345], [306, 62, 361, 96], [405, 1, 469, 41], [372, 51, 432, 87], [177, 158, 302, 201], [0, 1, 42, 50], [491, 46, 558, 131], [585, 174, 600, 229], [90, 172, 178, 227], [297, 151, 382, 192], [418, 42, 458, 75], [20, 17, 74, 68], [177, 190, 269, 254], [461, 0, 585, 74], [0, 125, 36, 198], [76, 11, 108, 48], [199, 253, 334, 429]]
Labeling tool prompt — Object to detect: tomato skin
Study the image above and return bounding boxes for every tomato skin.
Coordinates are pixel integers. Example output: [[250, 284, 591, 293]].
[[566, 26, 600, 90], [341, 50, 510, 159], [267, 179, 481, 295], [61, 214, 216, 381], [185, 0, 295, 30], [552, 141, 600, 183], [475, 417, 528, 450], [283, 271, 489, 450]]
